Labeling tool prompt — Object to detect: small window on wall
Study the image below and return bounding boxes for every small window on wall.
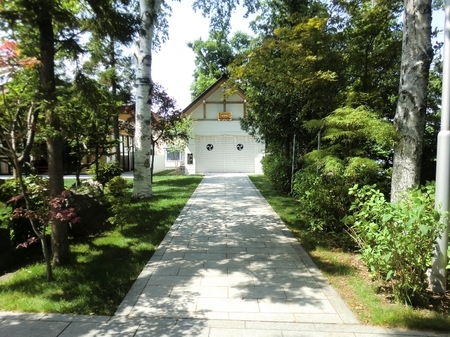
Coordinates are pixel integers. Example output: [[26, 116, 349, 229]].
[[166, 149, 183, 161]]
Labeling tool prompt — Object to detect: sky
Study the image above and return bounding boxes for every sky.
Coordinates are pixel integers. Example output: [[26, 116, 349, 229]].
[[151, 0, 255, 109]]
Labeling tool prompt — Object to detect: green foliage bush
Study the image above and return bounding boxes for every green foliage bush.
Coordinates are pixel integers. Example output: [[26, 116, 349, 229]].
[[88, 162, 123, 187], [292, 154, 391, 248], [0, 176, 49, 245], [104, 176, 130, 199], [292, 168, 351, 247], [70, 180, 103, 199], [261, 153, 291, 193], [0, 202, 10, 228], [346, 183, 444, 305], [0, 202, 11, 251], [104, 176, 131, 230]]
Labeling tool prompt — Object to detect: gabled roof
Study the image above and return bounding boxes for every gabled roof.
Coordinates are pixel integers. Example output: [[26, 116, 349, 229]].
[[181, 74, 246, 116]]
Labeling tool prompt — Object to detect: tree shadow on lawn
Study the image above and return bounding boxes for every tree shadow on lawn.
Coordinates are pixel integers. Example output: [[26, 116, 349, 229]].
[[153, 175, 204, 189], [396, 310, 450, 333], [119, 194, 188, 242], [0, 175, 204, 318], [0, 240, 156, 315], [306, 252, 356, 277], [0, 196, 191, 315], [308, 247, 450, 332]]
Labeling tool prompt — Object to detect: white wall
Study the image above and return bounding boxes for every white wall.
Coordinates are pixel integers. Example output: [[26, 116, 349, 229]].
[[184, 134, 265, 174], [254, 142, 265, 174], [165, 160, 185, 169], [193, 120, 248, 135], [152, 155, 165, 173]]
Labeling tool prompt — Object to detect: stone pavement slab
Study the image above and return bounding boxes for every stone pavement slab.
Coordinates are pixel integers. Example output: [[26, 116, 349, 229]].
[[0, 174, 449, 336], [0, 315, 447, 336], [115, 174, 359, 324], [111, 174, 448, 336]]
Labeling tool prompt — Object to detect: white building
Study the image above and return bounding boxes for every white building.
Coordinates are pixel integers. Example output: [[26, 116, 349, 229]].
[[182, 75, 264, 174]]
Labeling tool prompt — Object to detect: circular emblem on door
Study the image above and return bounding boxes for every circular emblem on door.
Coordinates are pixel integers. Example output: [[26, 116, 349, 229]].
[[236, 144, 244, 151], [206, 144, 214, 151]]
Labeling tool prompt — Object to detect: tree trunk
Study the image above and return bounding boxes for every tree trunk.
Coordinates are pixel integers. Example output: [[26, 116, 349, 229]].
[[16, 163, 53, 281], [151, 140, 156, 183], [113, 110, 121, 164], [74, 137, 82, 186], [109, 38, 121, 165], [47, 136, 69, 265], [390, 0, 432, 202], [38, 1, 69, 264], [132, 0, 162, 198]]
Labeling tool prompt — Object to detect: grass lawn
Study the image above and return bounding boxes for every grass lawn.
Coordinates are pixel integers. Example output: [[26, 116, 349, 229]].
[[0, 172, 203, 315], [249, 174, 450, 333]]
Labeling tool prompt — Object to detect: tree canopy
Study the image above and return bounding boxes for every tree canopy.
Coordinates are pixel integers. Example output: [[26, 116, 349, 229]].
[[188, 31, 253, 98], [0, 0, 443, 279], [187, 0, 440, 201], [0, 0, 139, 264]]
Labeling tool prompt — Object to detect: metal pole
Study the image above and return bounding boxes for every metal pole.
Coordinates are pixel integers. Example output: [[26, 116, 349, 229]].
[[290, 134, 296, 194], [318, 130, 321, 151], [317, 130, 321, 175], [431, 0, 450, 293]]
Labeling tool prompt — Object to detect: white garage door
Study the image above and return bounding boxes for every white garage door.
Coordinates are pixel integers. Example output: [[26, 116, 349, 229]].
[[196, 135, 255, 173]]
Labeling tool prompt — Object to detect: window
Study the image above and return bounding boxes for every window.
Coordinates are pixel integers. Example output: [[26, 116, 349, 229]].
[[166, 149, 183, 161]]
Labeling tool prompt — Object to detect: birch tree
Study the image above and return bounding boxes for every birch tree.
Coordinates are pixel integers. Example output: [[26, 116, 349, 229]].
[[133, 0, 163, 198], [390, 0, 432, 202], [132, 0, 254, 197]]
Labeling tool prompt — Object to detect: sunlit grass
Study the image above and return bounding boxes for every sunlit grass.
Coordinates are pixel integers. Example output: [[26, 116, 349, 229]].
[[249, 174, 450, 333], [0, 173, 203, 315]]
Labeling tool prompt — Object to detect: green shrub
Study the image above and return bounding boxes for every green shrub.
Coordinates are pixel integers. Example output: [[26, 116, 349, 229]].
[[344, 157, 391, 197], [70, 180, 103, 199], [0, 202, 11, 250], [261, 153, 291, 193], [346, 183, 445, 305], [0, 202, 10, 228], [88, 162, 123, 187], [104, 176, 131, 230], [291, 156, 392, 248], [104, 176, 130, 199], [0, 176, 49, 245], [293, 168, 351, 247]]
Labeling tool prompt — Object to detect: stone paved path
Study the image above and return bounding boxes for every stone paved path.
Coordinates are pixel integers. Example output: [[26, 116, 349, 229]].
[[115, 174, 357, 324], [0, 174, 447, 336]]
